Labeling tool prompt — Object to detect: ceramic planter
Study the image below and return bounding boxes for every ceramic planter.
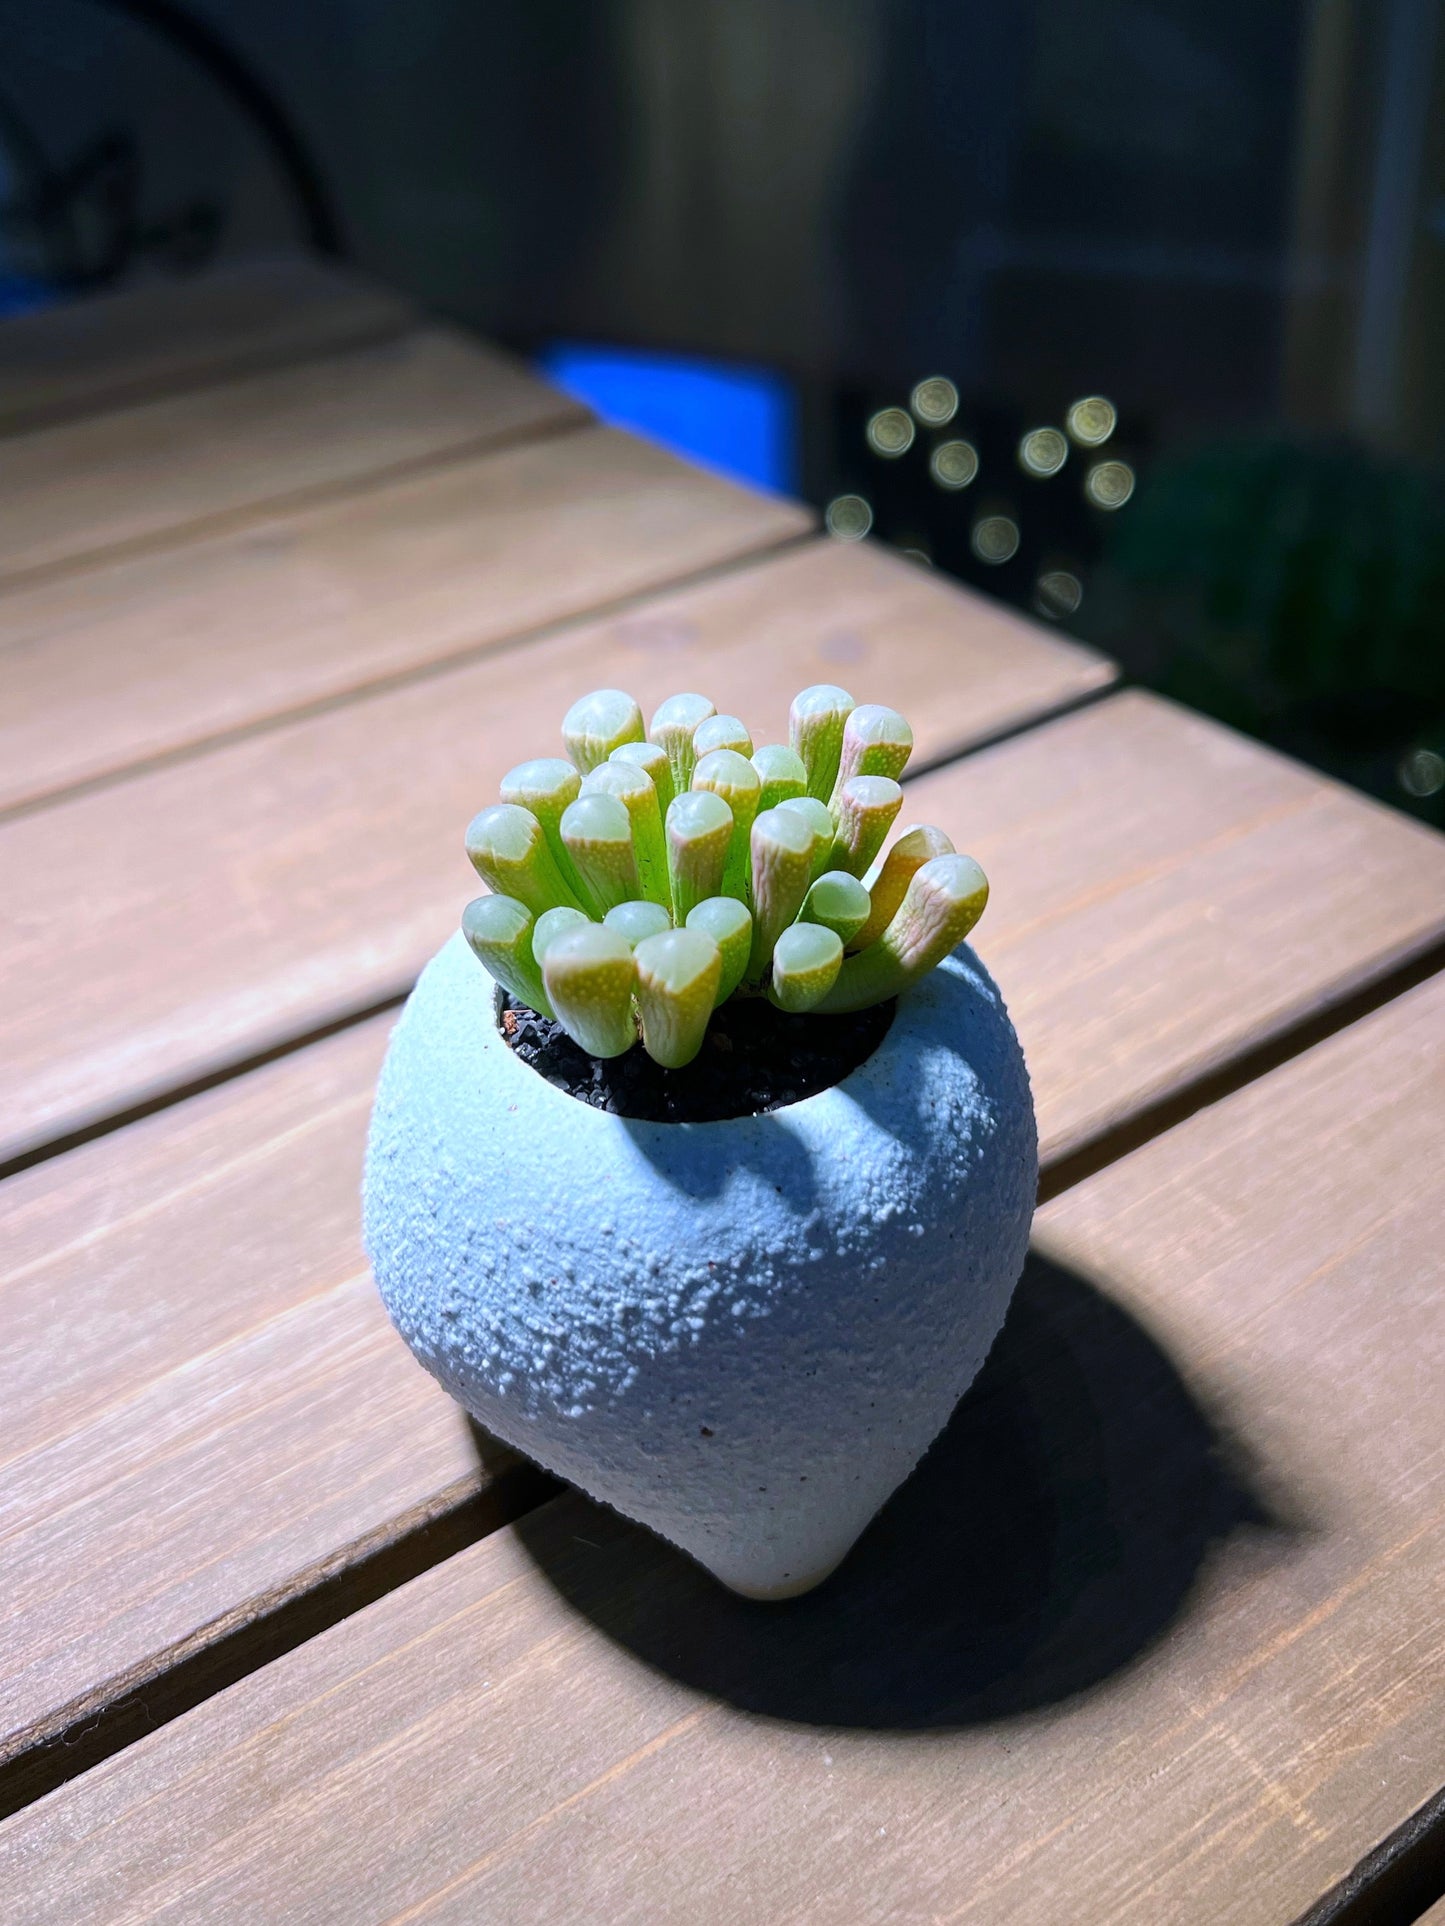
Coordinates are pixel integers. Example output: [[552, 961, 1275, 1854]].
[[364, 929, 1037, 1598]]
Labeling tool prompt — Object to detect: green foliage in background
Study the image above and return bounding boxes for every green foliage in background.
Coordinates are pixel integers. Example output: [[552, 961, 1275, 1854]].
[[1096, 439, 1445, 828]]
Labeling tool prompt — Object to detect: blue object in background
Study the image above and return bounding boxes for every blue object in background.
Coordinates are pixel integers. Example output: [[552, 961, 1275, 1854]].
[[0, 274, 54, 317], [538, 343, 797, 495]]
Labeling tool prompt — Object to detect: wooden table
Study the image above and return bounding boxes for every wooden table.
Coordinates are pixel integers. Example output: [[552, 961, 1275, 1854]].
[[2, 257, 1442, 1926]]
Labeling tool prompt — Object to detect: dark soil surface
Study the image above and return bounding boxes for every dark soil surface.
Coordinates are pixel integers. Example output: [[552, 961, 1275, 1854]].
[[499, 992, 895, 1122]]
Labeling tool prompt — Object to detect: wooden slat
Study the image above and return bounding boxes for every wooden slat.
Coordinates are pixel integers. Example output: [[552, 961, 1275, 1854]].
[[1418, 1895, 1445, 1923], [0, 1014, 494, 1770], [0, 327, 587, 586], [904, 694, 1445, 1163], [0, 423, 807, 815], [5, 974, 1439, 1924], [0, 256, 411, 435], [5, 683, 1442, 1171]]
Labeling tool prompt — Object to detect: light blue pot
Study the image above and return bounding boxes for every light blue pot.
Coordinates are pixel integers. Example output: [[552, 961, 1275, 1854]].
[[364, 931, 1036, 1598]]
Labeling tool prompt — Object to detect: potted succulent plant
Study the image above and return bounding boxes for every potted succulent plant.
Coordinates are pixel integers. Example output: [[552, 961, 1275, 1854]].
[[364, 684, 1036, 1598]]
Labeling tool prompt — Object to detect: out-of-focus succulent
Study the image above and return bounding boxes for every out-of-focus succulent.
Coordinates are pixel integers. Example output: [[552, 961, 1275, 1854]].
[[462, 687, 990, 1068]]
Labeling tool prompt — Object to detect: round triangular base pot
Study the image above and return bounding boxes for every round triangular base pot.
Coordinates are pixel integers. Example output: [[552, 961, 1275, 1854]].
[[364, 932, 1037, 1599]]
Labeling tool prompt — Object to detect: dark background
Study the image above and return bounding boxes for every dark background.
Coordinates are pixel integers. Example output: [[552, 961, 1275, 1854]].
[[3, 0, 1442, 823]]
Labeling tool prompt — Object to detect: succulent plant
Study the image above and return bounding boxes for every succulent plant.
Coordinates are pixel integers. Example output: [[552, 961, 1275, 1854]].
[[463, 687, 989, 1068]]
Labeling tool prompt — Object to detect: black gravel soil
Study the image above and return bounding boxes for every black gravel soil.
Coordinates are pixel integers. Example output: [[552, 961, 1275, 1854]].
[[498, 992, 895, 1122]]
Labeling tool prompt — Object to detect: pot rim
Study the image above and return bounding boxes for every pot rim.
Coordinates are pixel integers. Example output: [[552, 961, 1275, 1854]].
[[463, 935, 966, 1138]]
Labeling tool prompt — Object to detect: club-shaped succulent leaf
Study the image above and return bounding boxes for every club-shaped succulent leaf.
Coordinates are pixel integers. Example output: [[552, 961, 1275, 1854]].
[[829, 704, 913, 804], [610, 739, 675, 816], [649, 691, 715, 796], [462, 894, 553, 1017], [465, 803, 584, 916], [685, 895, 753, 1005], [531, 904, 592, 970], [768, 921, 844, 1012], [498, 756, 599, 916], [541, 924, 639, 1058], [581, 760, 670, 906], [751, 743, 808, 811], [854, 823, 955, 951], [562, 688, 645, 773], [831, 774, 904, 877], [604, 899, 673, 948], [693, 712, 753, 759], [773, 794, 838, 881], [746, 805, 817, 984], [665, 789, 734, 923], [690, 748, 761, 901], [789, 684, 856, 802], [799, 869, 872, 948], [816, 853, 989, 1013], [463, 686, 994, 1061], [559, 792, 642, 914], [633, 928, 724, 1068]]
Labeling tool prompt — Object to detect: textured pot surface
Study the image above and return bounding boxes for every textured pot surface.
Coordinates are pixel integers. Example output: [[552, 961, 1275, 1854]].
[[364, 932, 1037, 1598]]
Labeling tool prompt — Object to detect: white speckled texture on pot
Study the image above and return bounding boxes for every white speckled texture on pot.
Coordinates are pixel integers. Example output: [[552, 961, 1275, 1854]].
[[364, 931, 1036, 1599]]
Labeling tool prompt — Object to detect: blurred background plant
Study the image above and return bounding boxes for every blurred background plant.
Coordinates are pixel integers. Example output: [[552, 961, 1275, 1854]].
[[3, 0, 1441, 826]]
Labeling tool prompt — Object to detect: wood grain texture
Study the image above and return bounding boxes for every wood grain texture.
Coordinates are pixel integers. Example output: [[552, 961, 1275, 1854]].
[[5, 974, 1439, 1925], [0, 1013, 491, 1767], [0, 256, 411, 435], [5, 687, 1441, 1170], [905, 692, 1445, 1162], [0, 327, 587, 586], [1417, 1896, 1445, 1923], [0, 423, 807, 814]]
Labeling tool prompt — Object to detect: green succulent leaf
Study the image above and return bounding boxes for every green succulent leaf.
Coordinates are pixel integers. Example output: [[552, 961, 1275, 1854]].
[[562, 688, 645, 773], [751, 743, 808, 811], [829, 704, 913, 804], [772, 794, 837, 881], [634, 927, 724, 1067], [768, 920, 844, 1012], [831, 774, 904, 877], [609, 739, 675, 816], [746, 805, 817, 984], [465, 803, 584, 916], [693, 712, 754, 758], [649, 692, 715, 796], [691, 748, 761, 901], [603, 899, 673, 948], [581, 759, 671, 907], [559, 792, 642, 913], [685, 895, 753, 1005], [541, 923, 639, 1057], [665, 788, 734, 923], [462, 893, 553, 1018], [816, 853, 989, 1012], [531, 904, 592, 970], [799, 869, 871, 948], [499, 756, 598, 917], [854, 823, 955, 950], [789, 684, 856, 802]]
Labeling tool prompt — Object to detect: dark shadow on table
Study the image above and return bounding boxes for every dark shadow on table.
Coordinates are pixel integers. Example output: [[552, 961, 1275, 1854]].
[[502, 1252, 1292, 1730]]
